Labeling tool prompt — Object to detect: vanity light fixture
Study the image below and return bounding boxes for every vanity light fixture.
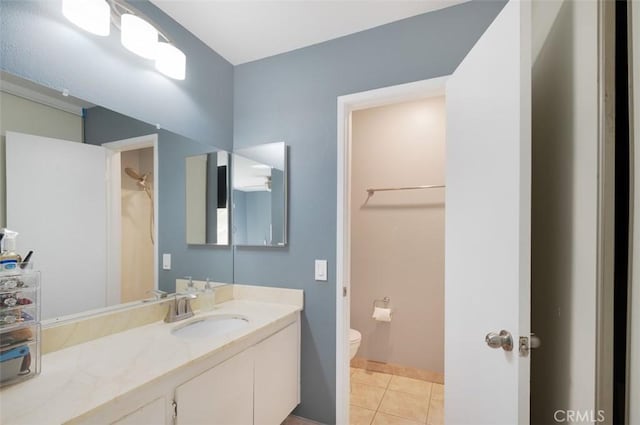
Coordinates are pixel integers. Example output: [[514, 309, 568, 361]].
[[61, 0, 186, 80], [155, 42, 186, 80], [62, 0, 111, 36], [120, 13, 158, 60]]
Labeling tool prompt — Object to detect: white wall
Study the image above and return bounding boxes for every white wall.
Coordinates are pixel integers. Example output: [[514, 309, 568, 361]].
[[120, 148, 154, 303], [629, 2, 640, 423], [0, 91, 83, 227], [530, 0, 600, 422], [350, 97, 445, 373]]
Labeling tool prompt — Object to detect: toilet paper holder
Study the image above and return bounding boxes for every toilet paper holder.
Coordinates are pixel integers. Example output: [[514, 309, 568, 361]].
[[372, 296, 391, 309]]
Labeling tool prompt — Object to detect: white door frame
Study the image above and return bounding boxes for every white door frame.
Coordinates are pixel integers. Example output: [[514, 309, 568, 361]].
[[335, 77, 449, 423], [103, 134, 159, 306]]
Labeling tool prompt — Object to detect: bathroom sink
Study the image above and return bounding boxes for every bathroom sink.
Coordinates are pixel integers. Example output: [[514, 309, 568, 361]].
[[171, 314, 250, 338]]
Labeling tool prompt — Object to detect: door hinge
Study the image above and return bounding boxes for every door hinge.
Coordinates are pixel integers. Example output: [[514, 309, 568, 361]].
[[519, 333, 541, 357], [343, 286, 347, 297]]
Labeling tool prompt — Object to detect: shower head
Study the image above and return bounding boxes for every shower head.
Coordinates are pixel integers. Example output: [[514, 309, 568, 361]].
[[125, 167, 142, 180], [124, 167, 149, 188]]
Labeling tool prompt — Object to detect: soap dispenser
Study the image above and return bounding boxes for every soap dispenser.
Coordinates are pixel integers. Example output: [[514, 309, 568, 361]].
[[200, 278, 216, 312]]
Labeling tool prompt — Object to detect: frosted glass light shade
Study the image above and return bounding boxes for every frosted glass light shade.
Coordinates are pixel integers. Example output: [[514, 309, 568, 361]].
[[155, 42, 186, 80], [62, 0, 110, 36], [121, 14, 158, 60]]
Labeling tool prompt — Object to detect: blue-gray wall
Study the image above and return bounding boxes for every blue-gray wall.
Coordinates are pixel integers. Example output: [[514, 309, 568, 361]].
[[0, 0, 233, 150], [84, 106, 234, 291], [246, 191, 271, 245], [232, 2, 505, 422]]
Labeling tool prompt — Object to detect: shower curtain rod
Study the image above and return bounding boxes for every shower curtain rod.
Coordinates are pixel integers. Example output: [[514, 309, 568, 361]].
[[366, 185, 445, 196]]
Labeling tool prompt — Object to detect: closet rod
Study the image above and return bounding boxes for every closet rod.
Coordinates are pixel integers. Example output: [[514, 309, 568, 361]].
[[366, 185, 445, 196]]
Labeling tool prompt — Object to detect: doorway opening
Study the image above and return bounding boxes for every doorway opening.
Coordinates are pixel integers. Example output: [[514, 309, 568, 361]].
[[350, 97, 445, 423], [103, 135, 159, 306], [336, 77, 449, 424]]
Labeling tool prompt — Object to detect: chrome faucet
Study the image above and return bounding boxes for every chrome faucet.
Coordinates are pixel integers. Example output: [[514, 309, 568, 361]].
[[164, 293, 197, 323]]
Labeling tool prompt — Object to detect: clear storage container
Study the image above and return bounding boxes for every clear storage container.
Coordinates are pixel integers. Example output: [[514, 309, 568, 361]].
[[0, 264, 41, 387]]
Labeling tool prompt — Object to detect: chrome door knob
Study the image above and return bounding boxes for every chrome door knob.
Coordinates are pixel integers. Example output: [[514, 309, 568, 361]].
[[485, 330, 513, 351]]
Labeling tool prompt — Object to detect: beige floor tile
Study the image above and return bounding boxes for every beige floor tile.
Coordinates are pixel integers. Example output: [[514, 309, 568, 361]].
[[350, 382, 386, 410], [431, 383, 444, 401], [388, 375, 433, 397], [371, 412, 423, 425], [352, 368, 393, 388], [378, 389, 428, 423], [350, 405, 376, 425], [427, 397, 444, 425]]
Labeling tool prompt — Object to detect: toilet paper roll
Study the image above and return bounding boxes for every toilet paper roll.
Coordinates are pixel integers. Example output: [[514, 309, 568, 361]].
[[372, 307, 392, 322]]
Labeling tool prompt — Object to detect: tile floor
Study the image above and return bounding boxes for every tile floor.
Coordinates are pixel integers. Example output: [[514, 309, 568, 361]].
[[350, 367, 444, 425]]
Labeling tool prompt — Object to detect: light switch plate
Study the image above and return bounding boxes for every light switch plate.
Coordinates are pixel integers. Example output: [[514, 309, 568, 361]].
[[162, 253, 171, 270], [315, 260, 327, 281]]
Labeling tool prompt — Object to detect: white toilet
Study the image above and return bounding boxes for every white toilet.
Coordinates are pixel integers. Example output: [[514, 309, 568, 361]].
[[349, 329, 362, 360]]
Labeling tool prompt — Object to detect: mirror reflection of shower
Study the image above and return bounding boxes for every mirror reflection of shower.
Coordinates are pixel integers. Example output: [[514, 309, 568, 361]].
[[124, 166, 155, 244]]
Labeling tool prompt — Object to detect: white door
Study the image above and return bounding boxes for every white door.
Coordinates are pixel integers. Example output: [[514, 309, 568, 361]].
[[445, 0, 531, 424], [6, 131, 108, 319]]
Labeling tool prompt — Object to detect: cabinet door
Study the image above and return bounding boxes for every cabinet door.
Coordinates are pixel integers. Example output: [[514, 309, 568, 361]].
[[254, 323, 299, 425], [111, 397, 167, 425], [175, 349, 254, 425]]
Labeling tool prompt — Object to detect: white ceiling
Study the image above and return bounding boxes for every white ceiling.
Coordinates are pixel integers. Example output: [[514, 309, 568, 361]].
[[149, 1, 468, 65]]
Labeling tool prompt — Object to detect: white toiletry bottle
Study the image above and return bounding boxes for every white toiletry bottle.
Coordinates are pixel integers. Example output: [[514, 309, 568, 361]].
[[0, 229, 21, 272], [201, 279, 216, 312]]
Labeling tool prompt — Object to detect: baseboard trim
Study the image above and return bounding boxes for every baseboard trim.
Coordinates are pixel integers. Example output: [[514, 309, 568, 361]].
[[350, 357, 445, 384]]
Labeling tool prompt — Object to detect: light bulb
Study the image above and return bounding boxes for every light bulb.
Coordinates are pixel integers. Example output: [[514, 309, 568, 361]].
[[155, 42, 186, 80], [121, 14, 158, 60], [62, 0, 110, 36]]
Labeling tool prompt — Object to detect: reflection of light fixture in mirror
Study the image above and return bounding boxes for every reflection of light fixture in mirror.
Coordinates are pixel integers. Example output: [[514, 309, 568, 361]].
[[61, 0, 187, 80], [62, 0, 110, 36], [155, 42, 186, 80], [121, 13, 158, 60]]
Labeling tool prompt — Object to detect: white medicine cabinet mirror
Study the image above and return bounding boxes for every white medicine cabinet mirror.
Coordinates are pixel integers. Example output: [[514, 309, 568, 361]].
[[232, 142, 288, 247]]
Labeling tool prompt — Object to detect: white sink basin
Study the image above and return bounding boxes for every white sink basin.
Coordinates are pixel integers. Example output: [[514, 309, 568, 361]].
[[171, 314, 250, 338]]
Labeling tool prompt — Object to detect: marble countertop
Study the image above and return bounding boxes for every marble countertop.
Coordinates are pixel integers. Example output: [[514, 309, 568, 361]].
[[0, 297, 302, 425]]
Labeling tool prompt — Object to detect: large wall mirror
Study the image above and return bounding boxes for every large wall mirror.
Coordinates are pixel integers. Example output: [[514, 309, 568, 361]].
[[0, 71, 233, 321], [185, 151, 230, 245], [232, 142, 287, 247]]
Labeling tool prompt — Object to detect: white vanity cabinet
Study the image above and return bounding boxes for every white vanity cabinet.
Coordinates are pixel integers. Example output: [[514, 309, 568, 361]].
[[75, 314, 300, 425], [254, 323, 300, 425], [176, 321, 300, 425], [111, 397, 168, 425], [175, 349, 254, 425]]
